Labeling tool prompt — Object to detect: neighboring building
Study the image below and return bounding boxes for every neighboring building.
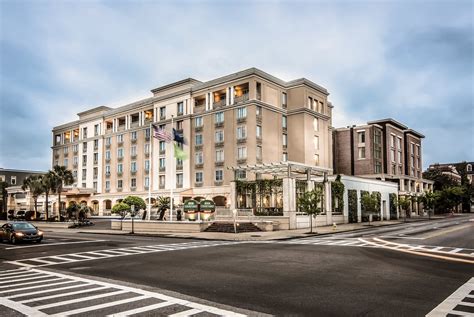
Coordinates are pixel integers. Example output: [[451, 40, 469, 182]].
[[0, 168, 46, 212], [52, 68, 334, 216], [333, 119, 433, 214], [426, 161, 473, 185]]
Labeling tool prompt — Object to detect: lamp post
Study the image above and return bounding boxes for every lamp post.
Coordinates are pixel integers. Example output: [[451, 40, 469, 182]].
[[130, 204, 135, 234]]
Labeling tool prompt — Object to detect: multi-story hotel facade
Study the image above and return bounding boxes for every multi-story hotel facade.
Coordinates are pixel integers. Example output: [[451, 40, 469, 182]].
[[52, 68, 333, 215]]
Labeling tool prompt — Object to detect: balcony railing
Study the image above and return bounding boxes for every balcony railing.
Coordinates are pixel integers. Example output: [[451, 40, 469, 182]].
[[117, 171, 123, 176], [195, 163, 204, 169], [215, 161, 224, 167], [130, 170, 137, 175], [159, 167, 166, 172], [213, 99, 226, 108], [131, 154, 137, 159], [159, 183, 165, 189], [105, 128, 113, 134], [237, 137, 247, 144], [130, 121, 139, 128], [105, 172, 110, 178], [176, 164, 183, 171], [195, 182, 203, 187], [160, 115, 166, 121], [145, 152, 150, 157], [106, 143, 111, 148], [215, 141, 224, 148], [237, 117, 246, 124], [195, 126, 203, 132], [131, 138, 137, 144], [176, 182, 183, 188], [237, 158, 247, 164], [159, 149, 165, 155], [144, 168, 150, 174], [214, 180, 223, 186], [117, 125, 125, 131], [105, 158, 111, 163], [234, 93, 249, 104], [117, 156, 123, 161], [195, 144, 203, 151], [215, 121, 224, 128]]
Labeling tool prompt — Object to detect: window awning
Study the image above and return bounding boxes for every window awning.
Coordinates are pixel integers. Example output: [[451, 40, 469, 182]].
[[228, 161, 332, 179]]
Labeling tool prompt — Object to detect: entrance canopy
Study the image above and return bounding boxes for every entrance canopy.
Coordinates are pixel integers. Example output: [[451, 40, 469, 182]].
[[228, 161, 332, 179]]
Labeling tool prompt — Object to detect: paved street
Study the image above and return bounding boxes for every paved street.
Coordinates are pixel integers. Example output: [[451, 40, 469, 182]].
[[1, 215, 473, 316]]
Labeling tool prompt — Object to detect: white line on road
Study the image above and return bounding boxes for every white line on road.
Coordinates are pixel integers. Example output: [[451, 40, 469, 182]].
[[6, 283, 90, 299], [20, 285, 109, 303], [0, 297, 48, 317], [34, 290, 129, 310], [5, 239, 108, 250], [169, 308, 203, 316], [448, 248, 463, 254], [107, 301, 174, 317], [427, 277, 474, 316]]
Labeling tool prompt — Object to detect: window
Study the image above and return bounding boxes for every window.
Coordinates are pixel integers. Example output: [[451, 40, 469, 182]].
[[63, 147, 69, 154], [117, 148, 124, 158], [73, 170, 77, 179], [359, 147, 366, 159], [411, 156, 414, 168], [358, 131, 365, 144], [106, 137, 111, 146], [398, 151, 402, 164], [195, 117, 203, 127], [176, 173, 183, 186], [117, 163, 123, 173], [145, 160, 150, 171], [176, 158, 183, 166], [55, 134, 61, 145], [159, 141, 165, 152], [467, 164, 472, 172], [195, 134, 203, 145], [94, 124, 99, 136], [283, 153, 288, 161], [131, 145, 137, 156], [319, 101, 324, 113], [73, 144, 79, 152], [282, 116, 287, 129], [390, 149, 395, 162], [145, 176, 150, 188], [376, 162, 382, 174], [82, 183, 86, 188], [93, 153, 98, 164], [0, 175, 5, 182], [144, 143, 150, 154], [256, 125, 262, 138], [257, 145, 262, 160], [64, 158, 69, 167], [195, 152, 203, 164], [131, 162, 137, 172], [256, 105, 262, 116], [82, 155, 87, 165], [117, 180, 123, 189], [397, 137, 402, 149], [215, 130, 224, 143], [11, 176, 16, 185], [231, 169, 245, 181], [105, 181, 110, 190], [105, 165, 110, 175], [195, 172, 203, 183], [411, 143, 415, 154], [392, 165, 396, 175], [176, 120, 183, 130], [105, 150, 111, 160], [216, 149, 224, 162], [82, 142, 87, 153], [313, 118, 318, 131], [237, 146, 247, 159], [215, 111, 224, 123], [256, 82, 261, 100], [159, 158, 166, 168], [308, 97, 313, 108], [374, 147, 382, 159], [82, 127, 88, 139], [237, 107, 247, 119], [314, 136, 319, 150], [73, 156, 78, 166], [390, 135, 395, 148], [160, 106, 166, 119], [145, 128, 151, 139], [93, 139, 99, 149], [93, 167, 98, 178], [314, 154, 320, 165], [159, 175, 165, 187], [177, 102, 184, 115], [92, 181, 97, 190], [117, 134, 123, 143], [417, 157, 421, 169], [131, 178, 137, 188], [82, 168, 86, 180], [312, 99, 318, 111], [282, 92, 287, 108], [399, 165, 403, 175], [283, 134, 288, 147], [215, 170, 223, 182], [130, 131, 137, 140], [374, 130, 382, 144], [237, 126, 247, 139]]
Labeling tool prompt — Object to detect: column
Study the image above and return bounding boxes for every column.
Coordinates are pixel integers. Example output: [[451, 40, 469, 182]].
[[357, 190, 362, 223], [209, 92, 213, 110], [306, 170, 314, 230], [283, 177, 296, 229], [205, 93, 209, 111], [230, 181, 236, 210], [230, 86, 235, 105], [324, 178, 332, 225]]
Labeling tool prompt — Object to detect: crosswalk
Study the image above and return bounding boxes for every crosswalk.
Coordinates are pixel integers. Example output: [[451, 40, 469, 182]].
[[427, 277, 474, 317], [278, 237, 383, 248], [0, 268, 246, 316], [5, 240, 242, 268]]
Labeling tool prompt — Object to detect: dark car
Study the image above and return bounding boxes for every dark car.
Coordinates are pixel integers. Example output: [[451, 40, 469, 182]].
[[0, 222, 44, 244]]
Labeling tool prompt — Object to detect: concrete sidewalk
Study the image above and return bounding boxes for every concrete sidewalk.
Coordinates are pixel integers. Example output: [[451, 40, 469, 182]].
[[70, 217, 442, 241]]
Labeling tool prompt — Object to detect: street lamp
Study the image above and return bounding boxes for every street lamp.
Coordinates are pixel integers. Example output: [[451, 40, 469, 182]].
[[130, 204, 135, 234]]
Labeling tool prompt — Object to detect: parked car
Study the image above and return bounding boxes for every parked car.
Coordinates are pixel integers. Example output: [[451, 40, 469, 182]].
[[0, 222, 43, 244]]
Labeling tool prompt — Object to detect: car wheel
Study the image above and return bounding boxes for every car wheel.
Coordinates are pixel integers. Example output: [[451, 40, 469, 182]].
[[37, 238, 42, 243], [10, 236, 16, 245]]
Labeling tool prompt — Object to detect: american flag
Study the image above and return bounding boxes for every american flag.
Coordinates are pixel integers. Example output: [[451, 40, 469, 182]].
[[152, 124, 173, 142]]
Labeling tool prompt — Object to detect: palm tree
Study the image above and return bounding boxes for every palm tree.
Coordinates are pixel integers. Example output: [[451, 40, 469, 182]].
[[42, 172, 56, 221], [0, 181, 8, 214], [22, 175, 45, 220], [51, 165, 74, 221], [155, 196, 170, 220]]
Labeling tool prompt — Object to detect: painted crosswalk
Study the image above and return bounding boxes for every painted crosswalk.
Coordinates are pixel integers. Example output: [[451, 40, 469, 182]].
[[278, 237, 383, 248], [0, 268, 247, 316], [427, 277, 474, 317], [5, 241, 243, 268]]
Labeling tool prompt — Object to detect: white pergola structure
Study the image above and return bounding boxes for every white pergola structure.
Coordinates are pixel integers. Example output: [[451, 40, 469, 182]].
[[229, 161, 333, 229]]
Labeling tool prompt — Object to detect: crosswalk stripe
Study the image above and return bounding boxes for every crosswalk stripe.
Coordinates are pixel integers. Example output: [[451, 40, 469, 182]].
[[0, 269, 31, 277], [169, 308, 203, 316], [34, 290, 129, 310], [6, 283, 90, 299], [448, 248, 463, 254], [108, 301, 174, 317], [50, 295, 148, 316], [0, 280, 74, 294], [0, 276, 63, 288], [0, 273, 48, 285], [20, 286, 109, 303], [49, 256, 79, 262], [0, 297, 48, 317], [0, 272, 43, 281]]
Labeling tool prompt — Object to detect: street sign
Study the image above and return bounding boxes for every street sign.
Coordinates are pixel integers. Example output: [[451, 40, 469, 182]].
[[199, 200, 216, 212], [183, 199, 199, 212]]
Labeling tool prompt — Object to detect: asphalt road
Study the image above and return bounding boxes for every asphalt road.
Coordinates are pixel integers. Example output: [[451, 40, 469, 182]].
[[1, 215, 473, 316]]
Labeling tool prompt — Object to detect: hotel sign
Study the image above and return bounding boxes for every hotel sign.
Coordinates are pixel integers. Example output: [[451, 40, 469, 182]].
[[183, 199, 199, 212], [199, 200, 216, 212]]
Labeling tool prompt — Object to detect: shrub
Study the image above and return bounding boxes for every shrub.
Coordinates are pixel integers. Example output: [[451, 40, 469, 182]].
[[348, 190, 358, 223], [112, 202, 131, 216], [122, 196, 146, 211]]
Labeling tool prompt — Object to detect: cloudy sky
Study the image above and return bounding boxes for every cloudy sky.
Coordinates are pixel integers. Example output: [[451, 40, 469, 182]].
[[0, 0, 472, 171]]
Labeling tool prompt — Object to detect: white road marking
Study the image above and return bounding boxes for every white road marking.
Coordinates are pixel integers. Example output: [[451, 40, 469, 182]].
[[0, 280, 74, 294], [0, 273, 48, 285], [427, 277, 474, 317], [0, 271, 41, 281], [169, 308, 203, 316], [448, 248, 463, 254], [19, 285, 109, 303], [0, 297, 48, 317], [107, 301, 174, 316], [5, 240, 108, 250], [6, 283, 90, 299], [34, 290, 129, 310]]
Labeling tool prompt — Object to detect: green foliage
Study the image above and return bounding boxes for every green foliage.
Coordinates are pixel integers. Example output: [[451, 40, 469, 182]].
[[437, 186, 466, 212], [122, 196, 146, 211], [0, 181, 8, 213], [51, 165, 74, 219], [398, 196, 411, 219], [22, 175, 45, 219], [348, 189, 358, 223], [298, 187, 323, 216], [112, 202, 131, 216], [423, 167, 458, 191], [331, 175, 345, 213], [360, 191, 380, 222], [389, 193, 398, 220]]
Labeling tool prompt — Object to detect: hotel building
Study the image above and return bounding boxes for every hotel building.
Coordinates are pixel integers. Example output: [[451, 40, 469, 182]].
[[51, 68, 333, 215]]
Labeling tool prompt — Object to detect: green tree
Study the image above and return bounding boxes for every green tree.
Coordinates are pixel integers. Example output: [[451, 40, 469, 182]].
[[331, 175, 345, 213], [419, 191, 438, 219], [112, 202, 131, 217], [298, 187, 324, 233], [155, 196, 171, 220], [22, 175, 45, 220], [398, 196, 411, 222], [42, 172, 56, 221], [0, 181, 8, 214], [122, 196, 146, 211], [51, 165, 74, 221], [423, 167, 458, 191], [360, 192, 380, 225]]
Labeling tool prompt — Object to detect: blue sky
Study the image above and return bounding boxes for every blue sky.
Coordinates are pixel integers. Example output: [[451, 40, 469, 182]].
[[0, 0, 473, 171]]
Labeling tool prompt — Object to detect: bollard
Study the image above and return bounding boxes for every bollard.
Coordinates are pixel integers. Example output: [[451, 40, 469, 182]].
[[332, 222, 337, 231]]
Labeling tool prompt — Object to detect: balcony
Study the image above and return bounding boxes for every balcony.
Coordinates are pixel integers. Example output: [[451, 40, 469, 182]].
[[130, 121, 139, 128], [195, 126, 203, 133], [117, 140, 123, 146], [117, 187, 123, 192], [159, 183, 165, 189], [145, 135, 150, 141], [54, 153, 59, 159], [144, 186, 149, 190], [130, 170, 137, 175], [105, 128, 113, 134], [256, 137, 262, 145], [234, 93, 249, 104], [73, 148, 78, 154], [106, 143, 111, 149], [237, 158, 247, 164], [93, 160, 98, 165], [176, 164, 183, 171], [131, 186, 136, 191], [131, 138, 137, 144], [105, 188, 110, 193], [145, 152, 150, 158], [144, 168, 150, 174], [176, 129, 183, 135], [176, 182, 183, 189], [160, 115, 166, 121], [117, 125, 125, 132], [214, 180, 223, 186], [159, 167, 166, 172], [73, 163, 78, 168], [237, 117, 246, 124], [215, 141, 224, 148], [195, 144, 203, 151], [195, 182, 203, 187], [215, 121, 224, 128], [237, 137, 247, 144], [93, 174, 98, 180], [159, 149, 165, 155], [213, 99, 226, 108], [256, 115, 262, 124], [195, 163, 204, 169], [215, 161, 224, 167], [64, 152, 69, 157], [105, 172, 110, 178], [117, 171, 123, 176], [117, 156, 123, 162], [105, 158, 111, 163], [131, 154, 137, 159]]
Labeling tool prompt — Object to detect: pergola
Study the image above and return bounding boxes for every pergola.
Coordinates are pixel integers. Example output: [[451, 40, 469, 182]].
[[228, 161, 334, 229]]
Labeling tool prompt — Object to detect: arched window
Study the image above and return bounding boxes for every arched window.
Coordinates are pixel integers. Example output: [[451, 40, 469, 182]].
[[467, 164, 472, 172]]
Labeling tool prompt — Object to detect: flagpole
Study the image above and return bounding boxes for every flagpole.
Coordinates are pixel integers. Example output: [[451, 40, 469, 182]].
[[170, 115, 174, 222], [147, 122, 152, 221]]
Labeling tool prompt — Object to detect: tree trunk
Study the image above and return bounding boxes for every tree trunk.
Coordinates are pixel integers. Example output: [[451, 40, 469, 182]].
[[45, 192, 49, 221], [309, 214, 313, 233], [33, 198, 38, 220], [57, 184, 62, 222]]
